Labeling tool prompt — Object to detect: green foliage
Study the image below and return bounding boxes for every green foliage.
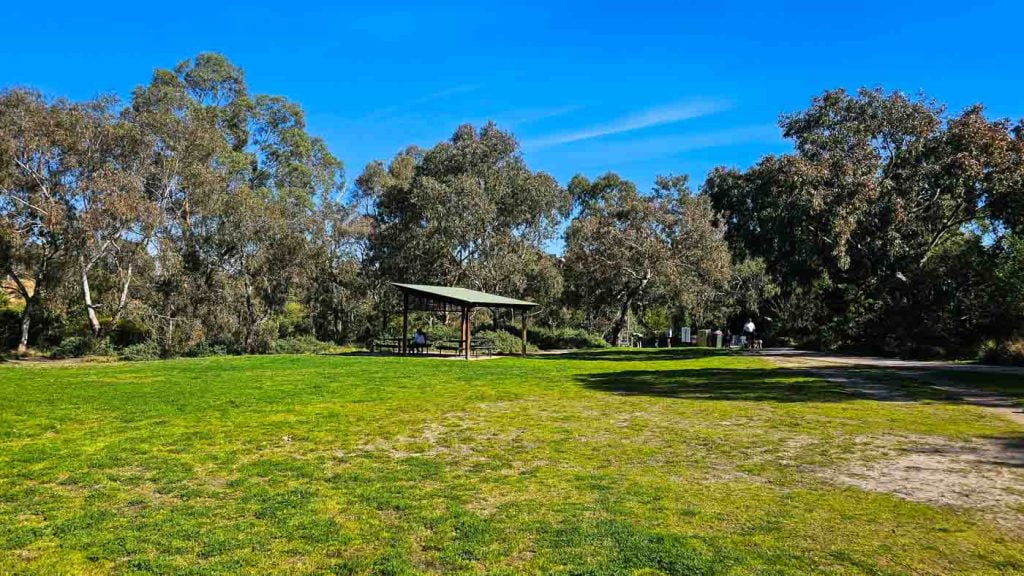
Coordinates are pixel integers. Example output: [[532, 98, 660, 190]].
[[270, 335, 334, 355], [277, 302, 311, 338], [641, 306, 671, 335], [51, 336, 113, 359], [528, 326, 607, 349], [117, 340, 162, 361], [50, 336, 90, 359], [473, 329, 536, 354], [356, 123, 568, 304], [422, 322, 459, 343], [107, 318, 152, 348], [4, 58, 1023, 362], [0, 308, 20, 350], [705, 88, 1024, 355], [980, 338, 1024, 366], [564, 173, 732, 344], [182, 340, 233, 358]]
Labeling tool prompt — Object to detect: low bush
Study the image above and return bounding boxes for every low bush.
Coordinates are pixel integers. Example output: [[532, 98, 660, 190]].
[[0, 308, 21, 350], [271, 335, 335, 355], [528, 327, 608, 350], [474, 329, 538, 355], [118, 340, 162, 361], [108, 318, 152, 348], [51, 336, 114, 359], [423, 323, 459, 343], [183, 340, 233, 358], [980, 338, 1024, 366]]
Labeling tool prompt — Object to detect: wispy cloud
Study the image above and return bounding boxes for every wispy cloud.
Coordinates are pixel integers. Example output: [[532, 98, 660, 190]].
[[491, 105, 580, 129], [365, 84, 479, 121], [523, 99, 732, 149], [537, 124, 783, 168]]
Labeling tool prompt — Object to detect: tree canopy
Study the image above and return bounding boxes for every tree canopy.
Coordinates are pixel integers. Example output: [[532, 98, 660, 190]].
[[704, 88, 1024, 355], [2, 58, 1023, 360]]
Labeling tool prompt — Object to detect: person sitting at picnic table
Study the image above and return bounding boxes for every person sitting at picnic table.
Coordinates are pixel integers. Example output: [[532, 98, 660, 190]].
[[411, 329, 428, 353]]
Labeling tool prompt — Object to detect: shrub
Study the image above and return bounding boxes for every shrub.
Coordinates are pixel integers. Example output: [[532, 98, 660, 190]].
[[118, 340, 162, 361], [108, 318, 152, 348], [0, 308, 22, 350], [528, 327, 608, 350], [277, 302, 311, 338], [182, 340, 232, 358], [271, 335, 334, 355], [248, 319, 281, 355], [423, 323, 459, 343], [474, 329, 538, 355], [51, 336, 114, 359], [980, 338, 1024, 366]]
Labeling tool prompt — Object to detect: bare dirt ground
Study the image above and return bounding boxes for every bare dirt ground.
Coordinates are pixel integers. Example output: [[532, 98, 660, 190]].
[[828, 435, 1024, 531], [764, 349, 1024, 529]]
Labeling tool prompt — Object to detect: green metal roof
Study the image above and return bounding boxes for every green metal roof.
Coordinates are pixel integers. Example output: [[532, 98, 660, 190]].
[[391, 283, 537, 308]]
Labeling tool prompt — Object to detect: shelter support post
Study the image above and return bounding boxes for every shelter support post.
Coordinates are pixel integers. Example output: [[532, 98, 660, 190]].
[[459, 306, 467, 359], [520, 309, 528, 357], [401, 292, 409, 355], [464, 306, 472, 360]]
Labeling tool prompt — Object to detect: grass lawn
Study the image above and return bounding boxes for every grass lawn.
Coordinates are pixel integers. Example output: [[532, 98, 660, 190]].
[[1, 349, 1022, 575]]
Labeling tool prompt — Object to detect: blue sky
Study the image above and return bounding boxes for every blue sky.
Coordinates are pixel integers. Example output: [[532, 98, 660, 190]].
[[2, 0, 1022, 196]]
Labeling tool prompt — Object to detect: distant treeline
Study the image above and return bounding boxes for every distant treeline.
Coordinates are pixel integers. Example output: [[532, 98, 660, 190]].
[[2, 54, 1022, 361]]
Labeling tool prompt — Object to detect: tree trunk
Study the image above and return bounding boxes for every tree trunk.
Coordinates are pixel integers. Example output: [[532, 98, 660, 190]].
[[243, 279, 257, 353], [16, 297, 32, 355], [81, 264, 102, 338], [610, 297, 632, 346], [109, 261, 133, 330]]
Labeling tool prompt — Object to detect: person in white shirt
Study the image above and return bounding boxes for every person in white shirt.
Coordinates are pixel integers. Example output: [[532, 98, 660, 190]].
[[743, 319, 757, 349]]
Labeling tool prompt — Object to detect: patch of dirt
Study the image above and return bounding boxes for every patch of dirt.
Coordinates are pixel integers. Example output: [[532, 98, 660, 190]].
[[826, 436, 1024, 530]]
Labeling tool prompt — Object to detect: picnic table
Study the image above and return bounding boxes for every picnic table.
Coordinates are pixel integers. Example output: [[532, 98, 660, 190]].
[[371, 336, 498, 356], [433, 338, 496, 357], [370, 337, 403, 353]]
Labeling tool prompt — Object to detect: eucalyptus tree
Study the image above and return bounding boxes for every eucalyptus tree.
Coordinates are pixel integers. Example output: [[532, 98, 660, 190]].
[[563, 173, 731, 343], [128, 53, 343, 354], [704, 88, 1024, 354], [0, 90, 131, 351], [356, 123, 569, 305]]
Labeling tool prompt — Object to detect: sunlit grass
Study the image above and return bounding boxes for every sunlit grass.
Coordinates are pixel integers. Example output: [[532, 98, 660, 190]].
[[1, 350, 1022, 574]]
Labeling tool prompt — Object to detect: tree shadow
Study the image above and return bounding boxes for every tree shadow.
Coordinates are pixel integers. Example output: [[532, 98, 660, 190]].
[[575, 367, 962, 403], [904, 435, 1024, 469], [984, 436, 1024, 468], [540, 348, 730, 362]]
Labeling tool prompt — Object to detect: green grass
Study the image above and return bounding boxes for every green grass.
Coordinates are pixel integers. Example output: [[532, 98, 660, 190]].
[[1, 349, 1022, 574]]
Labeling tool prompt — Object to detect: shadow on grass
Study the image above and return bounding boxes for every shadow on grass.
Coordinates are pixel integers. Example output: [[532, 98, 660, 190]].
[[540, 348, 731, 362], [575, 367, 967, 403], [909, 435, 1024, 469]]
